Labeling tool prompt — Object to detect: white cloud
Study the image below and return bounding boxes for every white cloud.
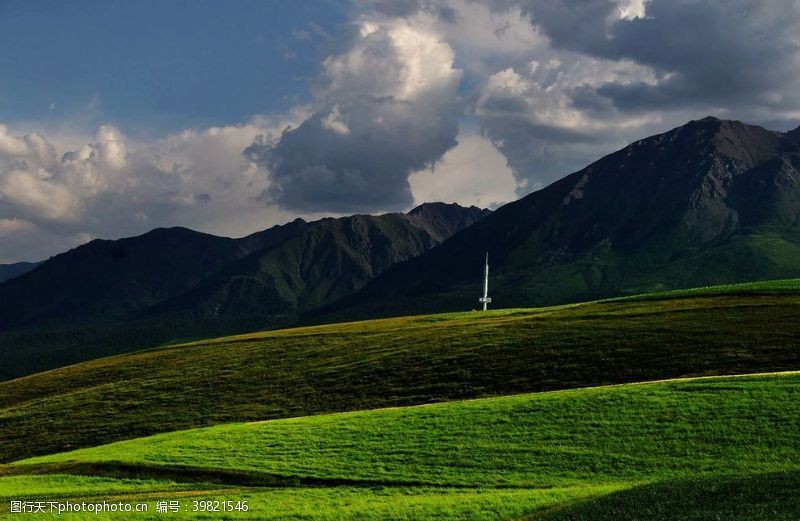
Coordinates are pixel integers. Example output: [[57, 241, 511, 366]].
[[320, 105, 350, 135], [409, 131, 517, 208], [60, 125, 129, 197], [0, 111, 311, 262], [0, 168, 80, 221], [615, 0, 647, 21], [0, 124, 56, 165], [0, 217, 37, 236]]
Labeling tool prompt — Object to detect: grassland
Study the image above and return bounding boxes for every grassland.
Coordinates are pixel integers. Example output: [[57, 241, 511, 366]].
[[3, 372, 799, 519], [1, 279, 800, 463], [607, 277, 800, 301]]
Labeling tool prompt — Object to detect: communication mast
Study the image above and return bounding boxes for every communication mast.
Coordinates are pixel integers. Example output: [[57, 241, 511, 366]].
[[479, 252, 492, 311]]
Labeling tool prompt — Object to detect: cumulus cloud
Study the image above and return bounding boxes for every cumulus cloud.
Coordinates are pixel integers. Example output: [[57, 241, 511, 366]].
[[409, 131, 517, 208], [246, 19, 463, 213], [476, 57, 660, 191], [361, 0, 800, 193], [0, 113, 309, 262], [495, 0, 800, 120]]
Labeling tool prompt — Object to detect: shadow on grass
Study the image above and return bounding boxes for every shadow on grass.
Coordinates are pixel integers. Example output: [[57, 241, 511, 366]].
[[536, 471, 800, 521], [1, 462, 544, 490]]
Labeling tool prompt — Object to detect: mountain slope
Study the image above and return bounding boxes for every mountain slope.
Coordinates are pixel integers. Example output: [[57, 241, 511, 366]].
[[0, 221, 310, 331], [0, 261, 40, 284], [155, 203, 489, 320], [15, 372, 800, 491], [334, 117, 800, 317], [787, 123, 800, 146]]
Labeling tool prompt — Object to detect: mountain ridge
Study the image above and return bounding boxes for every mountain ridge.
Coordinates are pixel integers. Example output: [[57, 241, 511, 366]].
[[147, 202, 490, 320], [324, 117, 800, 319], [0, 261, 41, 284]]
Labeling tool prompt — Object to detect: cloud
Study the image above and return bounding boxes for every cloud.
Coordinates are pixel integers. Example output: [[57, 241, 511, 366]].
[[494, 0, 800, 119], [245, 19, 463, 213], [475, 59, 660, 191], [409, 131, 517, 209], [0, 218, 37, 237], [351, 0, 665, 192], [613, 3, 799, 114], [3, 0, 800, 262], [0, 169, 80, 221], [0, 113, 311, 263], [364, 0, 800, 194]]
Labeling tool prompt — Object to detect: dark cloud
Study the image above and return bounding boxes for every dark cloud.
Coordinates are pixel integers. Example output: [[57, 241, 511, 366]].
[[247, 21, 462, 213], [491, 0, 619, 51], [605, 2, 797, 111], [248, 110, 458, 213], [504, 0, 800, 114], [481, 118, 608, 192], [466, 0, 800, 192]]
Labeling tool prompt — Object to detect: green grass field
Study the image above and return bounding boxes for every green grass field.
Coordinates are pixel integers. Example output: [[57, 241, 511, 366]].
[[1, 280, 799, 518], [2, 372, 799, 519], [2, 279, 800, 464]]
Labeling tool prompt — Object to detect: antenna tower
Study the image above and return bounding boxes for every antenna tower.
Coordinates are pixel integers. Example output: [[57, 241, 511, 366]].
[[478, 252, 491, 311]]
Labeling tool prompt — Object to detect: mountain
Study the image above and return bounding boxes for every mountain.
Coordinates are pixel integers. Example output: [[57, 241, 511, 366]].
[[330, 117, 800, 318], [0, 202, 487, 380], [0, 261, 41, 283], [152, 203, 490, 320], [786, 124, 800, 146], [0, 220, 311, 331]]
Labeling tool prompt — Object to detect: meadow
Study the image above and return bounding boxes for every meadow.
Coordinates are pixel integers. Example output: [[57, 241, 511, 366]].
[[1, 280, 799, 518], [2, 280, 800, 463], [2, 372, 799, 519]]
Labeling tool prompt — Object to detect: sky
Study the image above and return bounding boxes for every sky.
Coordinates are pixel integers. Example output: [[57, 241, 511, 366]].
[[1, 0, 799, 262]]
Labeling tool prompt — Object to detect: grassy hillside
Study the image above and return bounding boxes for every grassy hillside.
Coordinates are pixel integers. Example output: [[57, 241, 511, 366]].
[[1, 279, 799, 464], [3, 373, 800, 519]]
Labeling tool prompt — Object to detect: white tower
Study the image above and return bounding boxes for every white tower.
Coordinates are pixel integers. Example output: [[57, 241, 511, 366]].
[[479, 252, 492, 311]]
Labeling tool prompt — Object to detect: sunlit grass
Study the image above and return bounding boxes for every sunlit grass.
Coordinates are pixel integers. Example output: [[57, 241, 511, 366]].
[[2, 280, 800, 464], [5, 373, 800, 519]]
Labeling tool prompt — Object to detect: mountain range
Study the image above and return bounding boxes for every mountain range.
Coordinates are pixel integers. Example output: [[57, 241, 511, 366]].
[[2, 116, 800, 380], [330, 117, 800, 319], [0, 202, 488, 380]]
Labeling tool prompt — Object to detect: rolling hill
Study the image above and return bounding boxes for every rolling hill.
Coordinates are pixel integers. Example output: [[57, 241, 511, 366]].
[[1, 279, 799, 463], [3, 372, 799, 519], [332, 117, 800, 320], [0, 202, 487, 381]]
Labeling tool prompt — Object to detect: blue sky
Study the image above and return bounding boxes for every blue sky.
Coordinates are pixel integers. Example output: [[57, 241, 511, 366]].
[[1, 0, 799, 262], [0, 0, 346, 136]]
